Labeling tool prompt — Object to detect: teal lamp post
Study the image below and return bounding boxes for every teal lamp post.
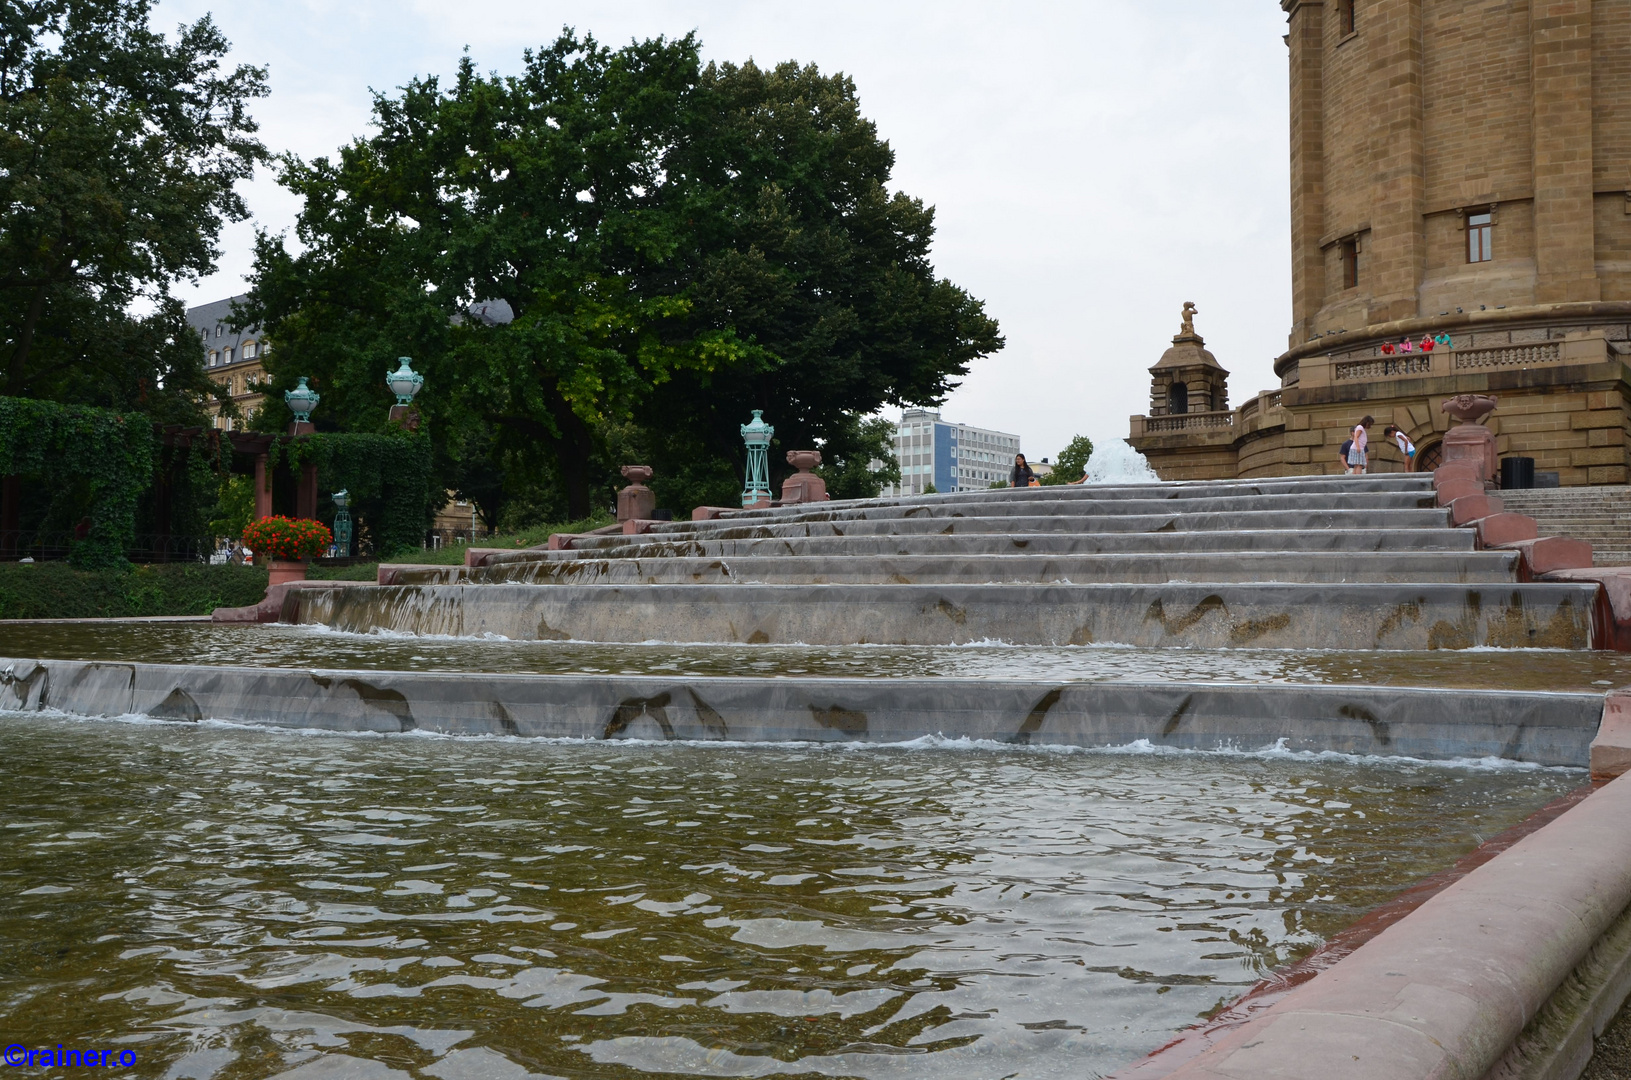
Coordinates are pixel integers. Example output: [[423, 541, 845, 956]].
[[740, 410, 774, 507], [331, 489, 353, 558], [285, 377, 320, 426]]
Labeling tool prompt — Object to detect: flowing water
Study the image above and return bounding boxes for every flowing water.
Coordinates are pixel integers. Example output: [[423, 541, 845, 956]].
[[3, 622, 1630, 692], [0, 712, 1578, 1079]]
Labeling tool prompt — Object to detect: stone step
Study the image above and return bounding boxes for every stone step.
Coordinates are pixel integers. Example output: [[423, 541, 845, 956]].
[[786, 473, 1434, 511], [4, 657, 1600, 765], [600, 507, 1456, 544], [399, 551, 1522, 588], [489, 528, 1480, 566], [292, 581, 1598, 651], [661, 491, 1437, 531]]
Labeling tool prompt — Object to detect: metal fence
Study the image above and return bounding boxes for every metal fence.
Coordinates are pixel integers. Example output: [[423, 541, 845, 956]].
[[0, 531, 217, 563]]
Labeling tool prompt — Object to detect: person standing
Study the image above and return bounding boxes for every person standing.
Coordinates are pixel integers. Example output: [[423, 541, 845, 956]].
[[1347, 416, 1373, 474], [1010, 453, 1036, 488], [1384, 424, 1416, 470]]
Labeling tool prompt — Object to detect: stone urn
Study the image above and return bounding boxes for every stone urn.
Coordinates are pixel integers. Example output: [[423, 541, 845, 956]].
[[1441, 394, 1499, 425], [617, 465, 657, 522], [786, 450, 822, 473], [781, 450, 829, 504], [267, 559, 309, 587]]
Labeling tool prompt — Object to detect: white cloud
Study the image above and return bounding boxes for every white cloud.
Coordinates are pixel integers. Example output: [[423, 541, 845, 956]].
[[156, 0, 1291, 459]]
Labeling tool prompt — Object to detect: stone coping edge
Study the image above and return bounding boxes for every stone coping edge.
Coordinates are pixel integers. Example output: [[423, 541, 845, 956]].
[[1122, 770, 1631, 1080], [1112, 784, 1597, 1079]]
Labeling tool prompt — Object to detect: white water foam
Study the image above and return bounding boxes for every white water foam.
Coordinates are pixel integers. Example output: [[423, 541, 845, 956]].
[[1, 710, 1576, 774], [1081, 438, 1162, 485]]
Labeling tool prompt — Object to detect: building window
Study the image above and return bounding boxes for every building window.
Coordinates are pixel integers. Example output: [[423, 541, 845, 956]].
[[242, 341, 257, 359], [1340, 237, 1360, 289], [1337, 0, 1355, 36], [215, 325, 223, 338], [208, 351, 218, 367], [224, 347, 234, 364], [1168, 382, 1189, 415], [1468, 212, 1493, 263]]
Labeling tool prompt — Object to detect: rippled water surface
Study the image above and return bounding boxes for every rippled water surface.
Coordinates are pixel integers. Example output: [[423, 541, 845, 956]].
[[0, 713, 1578, 1079], [3, 622, 1630, 690]]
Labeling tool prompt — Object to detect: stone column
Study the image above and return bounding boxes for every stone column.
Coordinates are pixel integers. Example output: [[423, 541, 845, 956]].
[[1365, 0, 1426, 325], [254, 453, 273, 520], [1283, 0, 1327, 346], [297, 463, 318, 521], [1532, 0, 1599, 304]]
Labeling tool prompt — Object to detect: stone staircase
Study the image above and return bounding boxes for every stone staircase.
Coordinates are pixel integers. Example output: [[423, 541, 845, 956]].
[[1499, 485, 1631, 566], [293, 474, 1604, 651]]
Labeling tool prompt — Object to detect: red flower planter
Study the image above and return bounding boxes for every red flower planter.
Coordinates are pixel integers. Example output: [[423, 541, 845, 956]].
[[242, 516, 334, 568], [268, 559, 309, 586]]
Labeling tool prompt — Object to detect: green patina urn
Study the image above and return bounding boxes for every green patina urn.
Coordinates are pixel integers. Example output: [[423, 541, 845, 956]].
[[284, 377, 320, 422], [386, 357, 424, 405]]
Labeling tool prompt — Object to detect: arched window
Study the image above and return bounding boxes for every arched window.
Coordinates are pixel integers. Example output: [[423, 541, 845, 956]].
[[208, 350, 218, 367], [241, 340, 257, 359], [224, 347, 234, 364], [1167, 382, 1189, 415]]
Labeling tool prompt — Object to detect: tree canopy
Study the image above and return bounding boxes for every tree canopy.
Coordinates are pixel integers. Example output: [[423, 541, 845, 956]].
[[0, 0, 268, 421], [248, 31, 999, 519], [1040, 434, 1094, 485], [0, 0, 266, 422]]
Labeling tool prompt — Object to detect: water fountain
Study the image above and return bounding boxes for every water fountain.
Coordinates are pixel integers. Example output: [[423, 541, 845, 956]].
[[5, 438, 1631, 1079]]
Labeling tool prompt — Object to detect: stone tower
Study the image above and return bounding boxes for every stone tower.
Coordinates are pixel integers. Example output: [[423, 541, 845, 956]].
[[1149, 302, 1230, 416], [1133, 2, 1631, 485], [1280, 0, 1631, 356]]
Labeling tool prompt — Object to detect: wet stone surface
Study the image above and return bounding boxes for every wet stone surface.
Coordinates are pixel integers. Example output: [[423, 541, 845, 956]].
[[3, 621, 1631, 692], [0, 713, 1579, 1079]]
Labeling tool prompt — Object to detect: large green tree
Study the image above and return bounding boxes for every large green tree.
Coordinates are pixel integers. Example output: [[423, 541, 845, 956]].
[[248, 31, 999, 519], [0, 0, 267, 420]]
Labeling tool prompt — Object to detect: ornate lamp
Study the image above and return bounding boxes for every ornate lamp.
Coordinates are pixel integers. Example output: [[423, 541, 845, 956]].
[[386, 357, 424, 405], [284, 377, 320, 423], [740, 410, 774, 507], [332, 489, 353, 558]]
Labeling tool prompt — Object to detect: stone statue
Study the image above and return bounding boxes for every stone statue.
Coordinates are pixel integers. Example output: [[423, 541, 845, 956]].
[[1441, 394, 1498, 425], [1180, 301, 1198, 338]]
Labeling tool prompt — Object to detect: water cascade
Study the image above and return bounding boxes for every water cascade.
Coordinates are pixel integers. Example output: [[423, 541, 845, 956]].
[[4, 467, 1631, 1079]]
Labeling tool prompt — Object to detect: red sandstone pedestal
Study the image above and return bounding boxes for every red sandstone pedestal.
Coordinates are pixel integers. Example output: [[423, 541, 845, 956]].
[[267, 559, 309, 587], [617, 465, 657, 522], [1443, 424, 1498, 482], [781, 451, 829, 504]]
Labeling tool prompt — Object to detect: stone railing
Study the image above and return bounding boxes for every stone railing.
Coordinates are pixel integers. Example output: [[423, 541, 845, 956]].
[[1334, 354, 1434, 381], [1452, 342, 1562, 370], [1143, 411, 1236, 433]]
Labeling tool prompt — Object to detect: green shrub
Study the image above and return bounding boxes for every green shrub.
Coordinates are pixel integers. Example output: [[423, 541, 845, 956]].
[[0, 563, 269, 619]]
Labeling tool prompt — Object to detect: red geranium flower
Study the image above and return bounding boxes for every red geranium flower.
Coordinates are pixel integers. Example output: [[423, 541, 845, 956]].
[[242, 516, 334, 561]]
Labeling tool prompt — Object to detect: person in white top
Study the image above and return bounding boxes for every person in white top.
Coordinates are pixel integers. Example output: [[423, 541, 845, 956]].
[[1346, 416, 1372, 474], [1384, 424, 1416, 470]]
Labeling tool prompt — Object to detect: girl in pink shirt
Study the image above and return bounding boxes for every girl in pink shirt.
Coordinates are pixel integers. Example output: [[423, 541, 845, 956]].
[[1346, 416, 1373, 474]]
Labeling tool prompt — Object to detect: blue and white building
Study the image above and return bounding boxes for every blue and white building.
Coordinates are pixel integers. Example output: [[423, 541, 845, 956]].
[[884, 408, 1023, 496]]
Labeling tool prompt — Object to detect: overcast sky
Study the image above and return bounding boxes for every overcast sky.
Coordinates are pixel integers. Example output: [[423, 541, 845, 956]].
[[157, 0, 1292, 461]]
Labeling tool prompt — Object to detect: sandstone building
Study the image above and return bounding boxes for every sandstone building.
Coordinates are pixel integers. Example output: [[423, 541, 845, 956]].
[[186, 294, 268, 431], [1130, 0, 1631, 484]]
